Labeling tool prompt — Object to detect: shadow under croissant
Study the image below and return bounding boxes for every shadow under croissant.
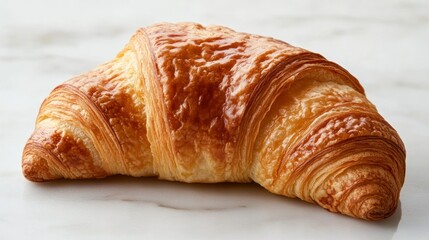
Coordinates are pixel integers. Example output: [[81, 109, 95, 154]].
[[23, 175, 402, 231]]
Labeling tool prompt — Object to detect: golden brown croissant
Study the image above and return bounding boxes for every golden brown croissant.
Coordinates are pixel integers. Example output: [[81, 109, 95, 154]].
[[22, 23, 406, 220]]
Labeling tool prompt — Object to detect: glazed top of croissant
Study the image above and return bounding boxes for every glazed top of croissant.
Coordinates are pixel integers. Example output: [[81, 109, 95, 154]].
[[135, 23, 375, 181]]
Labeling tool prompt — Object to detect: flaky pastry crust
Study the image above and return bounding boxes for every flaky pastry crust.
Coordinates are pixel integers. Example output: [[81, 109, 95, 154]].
[[22, 23, 406, 220]]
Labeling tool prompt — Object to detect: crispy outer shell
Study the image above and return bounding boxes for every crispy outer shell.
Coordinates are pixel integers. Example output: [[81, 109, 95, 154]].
[[22, 23, 405, 220]]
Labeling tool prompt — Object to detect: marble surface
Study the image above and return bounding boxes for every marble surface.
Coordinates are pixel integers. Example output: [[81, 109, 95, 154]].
[[1, 0, 429, 239]]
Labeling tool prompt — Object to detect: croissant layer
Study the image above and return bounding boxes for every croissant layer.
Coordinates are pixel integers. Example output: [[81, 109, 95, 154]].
[[22, 23, 406, 220]]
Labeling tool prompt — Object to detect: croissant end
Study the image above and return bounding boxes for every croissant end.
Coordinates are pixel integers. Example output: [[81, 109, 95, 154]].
[[22, 148, 59, 182], [340, 181, 399, 220]]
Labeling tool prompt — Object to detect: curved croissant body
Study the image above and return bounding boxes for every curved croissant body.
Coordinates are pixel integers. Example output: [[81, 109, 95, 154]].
[[23, 23, 405, 220]]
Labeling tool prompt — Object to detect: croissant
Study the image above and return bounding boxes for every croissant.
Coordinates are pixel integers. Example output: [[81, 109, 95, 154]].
[[22, 22, 406, 220]]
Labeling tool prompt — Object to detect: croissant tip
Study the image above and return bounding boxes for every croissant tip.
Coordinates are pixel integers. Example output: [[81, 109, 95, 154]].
[[22, 153, 57, 182], [350, 190, 398, 221], [362, 199, 397, 221]]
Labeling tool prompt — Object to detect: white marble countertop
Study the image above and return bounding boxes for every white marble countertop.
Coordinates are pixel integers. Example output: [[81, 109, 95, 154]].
[[1, 0, 428, 239]]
